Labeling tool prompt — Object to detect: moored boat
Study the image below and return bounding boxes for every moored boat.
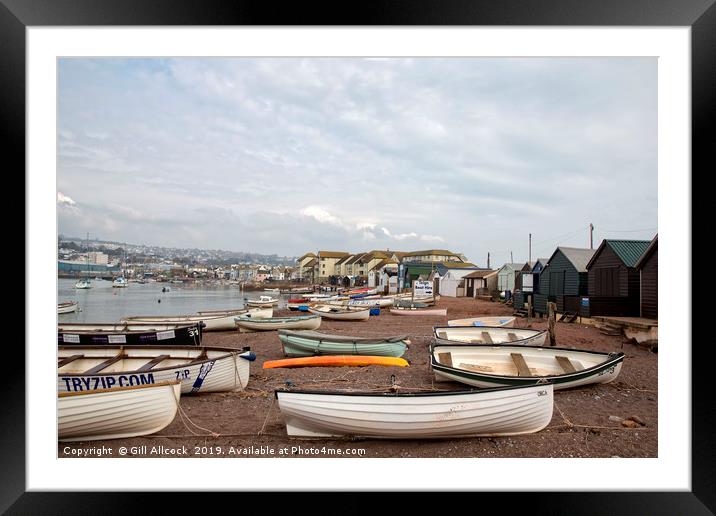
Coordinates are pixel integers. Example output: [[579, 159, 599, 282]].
[[430, 343, 625, 390], [58, 345, 255, 394], [122, 310, 251, 332], [58, 301, 79, 314], [448, 316, 516, 327], [390, 307, 447, 317], [235, 314, 322, 332], [74, 279, 92, 289], [275, 383, 554, 438], [433, 326, 547, 346], [264, 355, 409, 369], [278, 329, 409, 357], [245, 295, 279, 308], [307, 305, 371, 321], [58, 322, 204, 346], [58, 381, 181, 441], [196, 307, 273, 319], [112, 276, 128, 288]]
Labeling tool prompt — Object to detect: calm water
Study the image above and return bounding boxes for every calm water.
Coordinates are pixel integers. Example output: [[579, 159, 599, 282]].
[[57, 278, 291, 323]]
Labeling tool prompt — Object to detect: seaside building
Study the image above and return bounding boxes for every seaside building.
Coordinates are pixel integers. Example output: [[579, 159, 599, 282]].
[[534, 247, 596, 316], [316, 251, 350, 280], [635, 235, 658, 320]]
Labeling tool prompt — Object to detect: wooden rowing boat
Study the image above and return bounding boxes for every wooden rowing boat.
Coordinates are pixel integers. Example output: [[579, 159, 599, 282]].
[[58, 381, 181, 441], [246, 295, 279, 308], [277, 329, 409, 357], [58, 345, 255, 394], [264, 355, 409, 369], [433, 326, 547, 346], [447, 316, 516, 327], [235, 314, 322, 332], [307, 305, 371, 321], [122, 308, 270, 332], [58, 322, 204, 346], [58, 301, 79, 314], [275, 383, 554, 438], [430, 343, 625, 390], [389, 307, 447, 317]]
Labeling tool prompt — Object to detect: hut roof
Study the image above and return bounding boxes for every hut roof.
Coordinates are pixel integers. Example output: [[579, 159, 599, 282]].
[[635, 235, 658, 269], [551, 247, 596, 272]]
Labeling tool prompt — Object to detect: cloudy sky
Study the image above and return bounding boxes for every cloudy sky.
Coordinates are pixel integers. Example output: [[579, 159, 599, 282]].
[[57, 58, 657, 265]]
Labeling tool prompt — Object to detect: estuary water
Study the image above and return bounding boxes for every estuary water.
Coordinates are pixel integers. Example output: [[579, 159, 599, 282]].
[[57, 278, 289, 323]]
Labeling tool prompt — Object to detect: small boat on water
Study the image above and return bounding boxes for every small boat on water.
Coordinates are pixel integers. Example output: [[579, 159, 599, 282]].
[[307, 305, 371, 321], [433, 326, 547, 346], [264, 355, 409, 369], [235, 314, 322, 333], [58, 301, 79, 314], [278, 329, 409, 357], [58, 322, 204, 346], [58, 345, 255, 394], [390, 307, 447, 317], [58, 380, 181, 441], [448, 316, 516, 327], [74, 279, 92, 289], [112, 277, 128, 288], [245, 295, 279, 308], [264, 288, 280, 293], [275, 383, 554, 438], [430, 343, 625, 390], [123, 310, 253, 332]]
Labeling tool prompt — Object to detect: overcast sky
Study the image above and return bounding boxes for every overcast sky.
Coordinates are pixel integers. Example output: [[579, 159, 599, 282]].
[[57, 57, 657, 266]]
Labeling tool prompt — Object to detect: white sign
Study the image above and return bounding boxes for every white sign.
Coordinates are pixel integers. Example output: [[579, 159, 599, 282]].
[[413, 280, 433, 297], [108, 334, 127, 344], [156, 330, 176, 341], [62, 334, 80, 343]]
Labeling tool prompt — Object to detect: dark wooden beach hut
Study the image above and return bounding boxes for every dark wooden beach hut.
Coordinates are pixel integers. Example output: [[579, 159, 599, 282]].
[[514, 258, 548, 310], [635, 235, 658, 320], [577, 239, 651, 317], [534, 247, 596, 316]]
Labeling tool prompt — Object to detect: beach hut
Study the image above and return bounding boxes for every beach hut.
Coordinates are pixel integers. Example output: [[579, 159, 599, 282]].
[[635, 235, 658, 320], [497, 263, 526, 298], [463, 269, 496, 298], [534, 247, 596, 316], [577, 239, 652, 317], [514, 259, 548, 310]]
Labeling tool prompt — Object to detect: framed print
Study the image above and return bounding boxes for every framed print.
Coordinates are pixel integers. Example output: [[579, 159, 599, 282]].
[[5, 0, 711, 511]]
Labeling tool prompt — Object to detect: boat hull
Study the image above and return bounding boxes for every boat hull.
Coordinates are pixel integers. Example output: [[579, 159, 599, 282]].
[[390, 308, 447, 317], [58, 302, 78, 314], [58, 323, 204, 346], [264, 355, 409, 369], [278, 330, 408, 357], [276, 384, 554, 438], [430, 343, 625, 390], [448, 316, 516, 327], [123, 308, 272, 331], [236, 315, 322, 332], [433, 326, 547, 346], [58, 381, 181, 441], [58, 346, 254, 394], [307, 306, 371, 321]]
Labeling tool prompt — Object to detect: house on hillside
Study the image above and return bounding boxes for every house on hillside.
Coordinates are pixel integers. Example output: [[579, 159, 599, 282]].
[[316, 251, 350, 280], [635, 235, 658, 319], [533, 247, 596, 315], [577, 239, 651, 317]]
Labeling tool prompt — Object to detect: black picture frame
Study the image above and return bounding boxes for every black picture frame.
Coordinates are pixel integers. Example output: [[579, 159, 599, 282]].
[[5, 0, 710, 512]]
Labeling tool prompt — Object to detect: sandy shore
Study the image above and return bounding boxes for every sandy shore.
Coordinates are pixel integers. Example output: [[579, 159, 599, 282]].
[[59, 296, 657, 458]]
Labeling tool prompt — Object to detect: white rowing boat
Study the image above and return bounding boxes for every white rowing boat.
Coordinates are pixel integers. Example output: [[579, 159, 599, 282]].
[[235, 314, 322, 332], [430, 343, 625, 390], [58, 301, 79, 314], [246, 295, 279, 307], [448, 316, 516, 327], [433, 326, 547, 346], [389, 307, 447, 317], [58, 345, 255, 394], [307, 305, 371, 321], [58, 381, 181, 441], [275, 383, 554, 438], [122, 307, 271, 331]]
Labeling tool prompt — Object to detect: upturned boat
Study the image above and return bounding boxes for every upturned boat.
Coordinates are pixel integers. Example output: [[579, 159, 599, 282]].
[[58, 322, 204, 346], [275, 383, 554, 438], [433, 326, 547, 346], [430, 343, 625, 390], [58, 381, 181, 441], [448, 316, 516, 327], [264, 355, 409, 369], [235, 314, 322, 332], [278, 329, 409, 357]]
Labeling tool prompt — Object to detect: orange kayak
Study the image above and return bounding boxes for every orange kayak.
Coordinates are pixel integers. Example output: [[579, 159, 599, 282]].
[[263, 355, 409, 369]]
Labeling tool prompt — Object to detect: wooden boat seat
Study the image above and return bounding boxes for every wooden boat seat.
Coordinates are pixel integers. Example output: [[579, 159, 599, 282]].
[[136, 355, 171, 372], [481, 332, 494, 344], [510, 353, 532, 377], [58, 354, 84, 368], [507, 332, 519, 342], [82, 353, 126, 375], [438, 352, 453, 367], [187, 349, 209, 364], [555, 355, 577, 374], [459, 363, 495, 372]]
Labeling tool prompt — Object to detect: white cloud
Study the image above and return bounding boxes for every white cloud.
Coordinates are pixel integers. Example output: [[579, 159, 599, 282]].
[[299, 206, 346, 228]]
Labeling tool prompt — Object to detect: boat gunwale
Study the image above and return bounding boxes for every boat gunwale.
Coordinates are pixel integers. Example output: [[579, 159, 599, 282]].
[[58, 379, 181, 397], [432, 325, 548, 344]]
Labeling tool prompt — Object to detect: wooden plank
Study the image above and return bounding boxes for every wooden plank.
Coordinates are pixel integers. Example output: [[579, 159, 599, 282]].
[[507, 332, 519, 342], [136, 354, 171, 372], [187, 349, 209, 364], [481, 332, 494, 344], [437, 352, 453, 367], [556, 355, 577, 374], [82, 353, 125, 375], [58, 354, 84, 368], [510, 353, 532, 377]]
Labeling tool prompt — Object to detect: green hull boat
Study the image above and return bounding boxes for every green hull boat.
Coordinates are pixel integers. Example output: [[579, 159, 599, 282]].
[[277, 330, 409, 358]]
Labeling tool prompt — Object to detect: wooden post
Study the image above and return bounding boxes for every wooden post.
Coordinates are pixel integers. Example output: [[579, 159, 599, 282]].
[[526, 295, 532, 324], [548, 302, 556, 346]]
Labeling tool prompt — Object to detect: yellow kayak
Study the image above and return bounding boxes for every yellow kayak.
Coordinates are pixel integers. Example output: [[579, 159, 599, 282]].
[[263, 355, 409, 369]]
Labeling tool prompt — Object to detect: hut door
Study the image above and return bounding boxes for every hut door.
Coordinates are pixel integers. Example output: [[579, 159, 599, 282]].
[[551, 270, 565, 295], [466, 279, 474, 297]]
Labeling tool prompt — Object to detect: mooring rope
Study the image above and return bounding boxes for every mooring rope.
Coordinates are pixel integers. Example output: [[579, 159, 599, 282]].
[[171, 387, 221, 438]]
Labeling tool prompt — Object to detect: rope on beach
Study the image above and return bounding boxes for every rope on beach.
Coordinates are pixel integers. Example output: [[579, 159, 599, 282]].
[[171, 388, 221, 438], [257, 395, 276, 436]]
